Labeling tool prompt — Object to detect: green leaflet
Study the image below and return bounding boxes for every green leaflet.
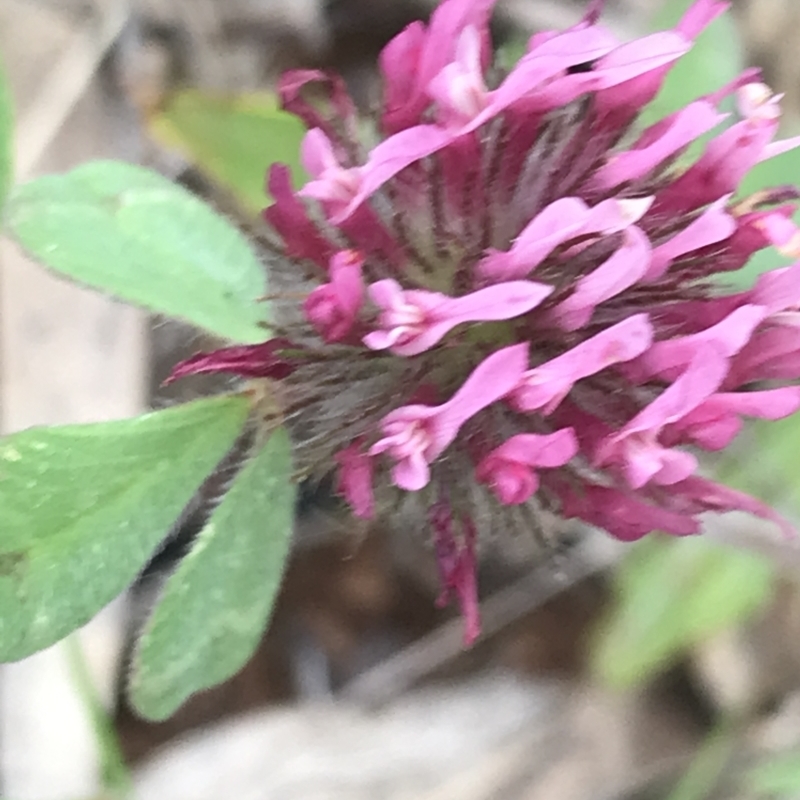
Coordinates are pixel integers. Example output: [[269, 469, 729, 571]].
[[592, 535, 773, 688], [149, 90, 307, 217], [5, 161, 269, 343], [129, 426, 295, 720], [0, 395, 251, 661]]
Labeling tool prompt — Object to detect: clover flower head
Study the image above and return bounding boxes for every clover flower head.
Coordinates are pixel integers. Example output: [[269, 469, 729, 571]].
[[172, 0, 800, 643]]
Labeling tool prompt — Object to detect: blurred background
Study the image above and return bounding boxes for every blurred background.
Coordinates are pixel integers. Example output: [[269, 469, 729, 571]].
[[4, 0, 800, 798]]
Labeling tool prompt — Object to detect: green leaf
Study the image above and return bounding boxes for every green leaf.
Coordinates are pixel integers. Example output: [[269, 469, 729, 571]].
[[5, 161, 269, 343], [150, 91, 307, 217], [0, 56, 13, 212], [592, 536, 773, 688], [129, 426, 295, 720], [746, 752, 800, 797], [0, 395, 251, 661]]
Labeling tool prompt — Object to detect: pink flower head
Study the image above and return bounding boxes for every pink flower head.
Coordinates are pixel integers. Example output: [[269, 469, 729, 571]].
[[363, 279, 551, 356], [476, 429, 578, 505], [304, 250, 365, 342], [370, 344, 529, 489], [169, 0, 800, 647]]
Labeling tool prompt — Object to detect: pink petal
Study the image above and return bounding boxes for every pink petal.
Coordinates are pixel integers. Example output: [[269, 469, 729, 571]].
[[380, 0, 495, 133], [509, 314, 653, 413], [367, 277, 406, 310], [595, 344, 729, 488], [165, 339, 300, 384], [719, 206, 798, 272], [622, 345, 729, 436], [593, 1, 726, 124], [431, 504, 481, 646], [477, 196, 650, 283], [391, 450, 431, 491], [364, 280, 551, 356], [370, 344, 529, 491], [476, 429, 577, 505], [677, 0, 728, 39], [477, 457, 539, 504], [750, 261, 800, 313], [592, 32, 691, 88], [304, 250, 365, 342], [331, 125, 456, 223], [380, 21, 427, 132], [413, 0, 495, 88], [757, 213, 800, 256], [653, 92, 781, 214], [428, 25, 489, 127], [547, 226, 652, 331], [706, 386, 800, 419], [591, 33, 691, 122], [589, 101, 727, 192], [263, 165, 334, 268], [729, 322, 800, 384], [331, 250, 366, 313], [631, 304, 766, 381], [279, 69, 356, 142], [491, 429, 578, 468], [760, 133, 800, 163], [466, 26, 620, 128], [300, 127, 339, 178], [335, 441, 375, 519], [477, 198, 591, 282], [665, 387, 800, 450], [558, 483, 700, 540], [432, 343, 531, 455], [674, 476, 795, 539], [646, 196, 736, 281], [445, 280, 553, 321], [584, 196, 655, 231]]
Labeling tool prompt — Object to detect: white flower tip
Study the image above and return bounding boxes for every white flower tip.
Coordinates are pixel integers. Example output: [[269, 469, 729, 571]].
[[777, 231, 800, 258], [617, 196, 654, 225], [737, 82, 781, 122]]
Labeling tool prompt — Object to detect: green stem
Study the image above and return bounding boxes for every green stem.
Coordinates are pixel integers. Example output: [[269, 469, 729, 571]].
[[65, 636, 133, 798]]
